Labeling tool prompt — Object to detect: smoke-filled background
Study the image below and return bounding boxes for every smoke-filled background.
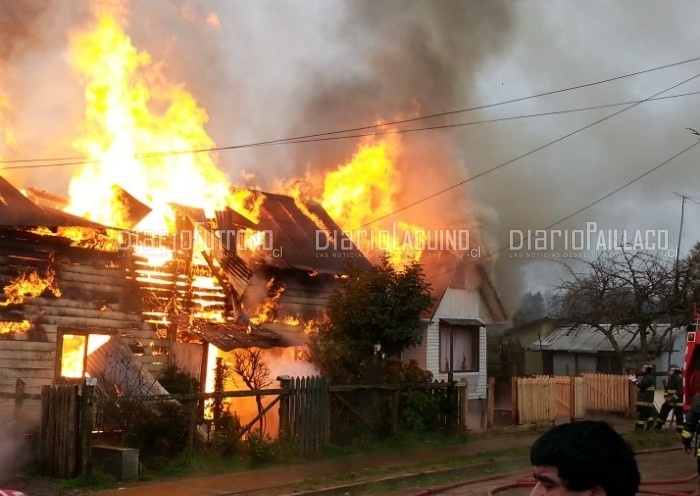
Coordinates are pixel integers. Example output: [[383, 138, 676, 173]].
[[1, 0, 700, 311]]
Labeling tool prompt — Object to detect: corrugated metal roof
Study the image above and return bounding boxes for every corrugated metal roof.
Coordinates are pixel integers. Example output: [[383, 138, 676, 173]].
[[190, 320, 292, 351], [529, 324, 679, 353], [251, 191, 370, 274], [0, 176, 106, 228], [216, 207, 258, 231]]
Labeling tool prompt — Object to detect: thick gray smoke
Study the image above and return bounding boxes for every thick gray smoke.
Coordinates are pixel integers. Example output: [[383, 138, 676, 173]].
[[0, 0, 90, 189], [288, 1, 513, 167], [0, 0, 56, 60], [280, 1, 515, 295], [0, 420, 33, 482], [5, 1, 698, 314]]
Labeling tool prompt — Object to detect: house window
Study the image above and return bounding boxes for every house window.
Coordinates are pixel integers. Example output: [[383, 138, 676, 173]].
[[56, 330, 112, 380], [596, 354, 622, 374], [439, 324, 479, 373]]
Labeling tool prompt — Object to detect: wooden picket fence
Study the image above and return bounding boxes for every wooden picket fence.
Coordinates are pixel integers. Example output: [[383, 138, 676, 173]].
[[512, 374, 625, 425], [581, 373, 630, 413], [513, 377, 556, 424], [279, 375, 329, 457]]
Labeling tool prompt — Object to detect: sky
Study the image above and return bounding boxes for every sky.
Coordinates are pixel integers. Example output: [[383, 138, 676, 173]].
[[1, 0, 700, 312]]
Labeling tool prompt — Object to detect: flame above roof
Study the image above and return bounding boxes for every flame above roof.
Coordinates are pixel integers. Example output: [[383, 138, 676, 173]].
[[0, 175, 104, 228]]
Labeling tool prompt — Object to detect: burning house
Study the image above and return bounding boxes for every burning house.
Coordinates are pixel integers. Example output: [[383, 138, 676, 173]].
[[0, 7, 509, 435], [0, 174, 365, 424]]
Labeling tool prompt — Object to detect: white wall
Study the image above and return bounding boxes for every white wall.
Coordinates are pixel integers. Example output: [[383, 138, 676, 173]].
[[401, 283, 499, 401]]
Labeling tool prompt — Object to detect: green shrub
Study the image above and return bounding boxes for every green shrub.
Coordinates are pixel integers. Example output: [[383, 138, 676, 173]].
[[245, 429, 277, 466], [210, 410, 243, 457], [125, 401, 192, 458], [157, 364, 200, 396]]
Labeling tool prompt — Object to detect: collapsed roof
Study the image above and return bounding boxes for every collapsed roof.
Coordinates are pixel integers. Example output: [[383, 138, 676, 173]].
[[0, 176, 102, 228]]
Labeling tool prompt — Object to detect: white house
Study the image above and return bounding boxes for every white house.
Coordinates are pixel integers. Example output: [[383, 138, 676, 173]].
[[402, 260, 507, 428]]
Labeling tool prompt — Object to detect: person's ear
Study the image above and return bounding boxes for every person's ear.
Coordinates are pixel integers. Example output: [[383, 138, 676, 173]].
[[588, 485, 606, 496]]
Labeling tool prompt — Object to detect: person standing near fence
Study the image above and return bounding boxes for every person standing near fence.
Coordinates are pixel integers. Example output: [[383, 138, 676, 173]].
[[634, 364, 656, 431], [655, 365, 684, 432], [530, 420, 640, 496]]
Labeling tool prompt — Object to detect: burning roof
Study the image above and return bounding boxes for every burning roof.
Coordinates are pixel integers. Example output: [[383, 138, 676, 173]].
[[189, 320, 293, 351], [0, 176, 102, 229], [247, 191, 371, 274]]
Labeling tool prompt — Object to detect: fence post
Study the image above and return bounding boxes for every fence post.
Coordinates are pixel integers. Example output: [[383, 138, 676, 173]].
[[569, 376, 576, 422], [323, 377, 330, 446], [458, 380, 468, 432], [187, 381, 197, 455], [80, 378, 96, 477], [391, 386, 399, 435], [39, 385, 50, 474], [278, 375, 291, 439], [487, 377, 495, 430], [14, 378, 25, 423], [511, 376, 519, 424], [627, 378, 636, 419]]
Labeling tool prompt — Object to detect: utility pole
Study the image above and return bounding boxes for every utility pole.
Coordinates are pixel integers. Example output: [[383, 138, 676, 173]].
[[673, 192, 687, 297]]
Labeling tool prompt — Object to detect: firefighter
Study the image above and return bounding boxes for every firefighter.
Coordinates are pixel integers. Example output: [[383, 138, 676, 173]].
[[681, 394, 700, 479], [634, 363, 656, 431], [655, 365, 684, 432]]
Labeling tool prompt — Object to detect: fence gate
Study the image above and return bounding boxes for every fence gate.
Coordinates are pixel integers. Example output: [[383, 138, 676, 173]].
[[582, 373, 630, 413], [513, 376, 586, 425], [39, 384, 83, 478], [280, 376, 329, 458]]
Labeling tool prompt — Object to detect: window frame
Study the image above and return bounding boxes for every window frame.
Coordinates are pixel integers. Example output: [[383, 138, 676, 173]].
[[438, 323, 480, 373], [55, 327, 116, 382]]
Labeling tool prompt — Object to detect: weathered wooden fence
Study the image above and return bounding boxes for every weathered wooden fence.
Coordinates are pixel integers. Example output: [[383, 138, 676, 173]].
[[279, 376, 329, 457], [38, 384, 84, 478], [512, 374, 630, 425], [38, 375, 465, 477], [327, 380, 465, 444]]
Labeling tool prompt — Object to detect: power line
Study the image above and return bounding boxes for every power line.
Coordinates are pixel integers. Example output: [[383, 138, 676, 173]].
[[3, 55, 700, 166], [425, 139, 700, 281], [352, 71, 700, 230], [278, 91, 700, 146], [4, 89, 700, 171]]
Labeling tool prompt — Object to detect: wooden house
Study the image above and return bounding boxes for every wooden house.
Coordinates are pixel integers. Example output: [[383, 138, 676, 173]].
[[0, 178, 364, 424]]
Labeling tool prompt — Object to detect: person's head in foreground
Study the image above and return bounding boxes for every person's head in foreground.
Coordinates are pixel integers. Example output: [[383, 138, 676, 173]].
[[529, 420, 640, 496]]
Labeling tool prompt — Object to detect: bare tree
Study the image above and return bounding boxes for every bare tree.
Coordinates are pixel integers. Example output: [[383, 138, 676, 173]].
[[555, 249, 688, 371], [232, 348, 272, 432]]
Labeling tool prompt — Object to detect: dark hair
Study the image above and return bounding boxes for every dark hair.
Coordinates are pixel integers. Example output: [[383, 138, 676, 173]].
[[530, 420, 640, 496]]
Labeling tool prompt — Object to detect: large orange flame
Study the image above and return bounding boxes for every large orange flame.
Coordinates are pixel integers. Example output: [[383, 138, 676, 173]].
[[0, 90, 14, 158], [277, 134, 425, 268], [249, 278, 285, 325], [1, 268, 61, 306], [64, 13, 258, 232], [60, 334, 111, 379]]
